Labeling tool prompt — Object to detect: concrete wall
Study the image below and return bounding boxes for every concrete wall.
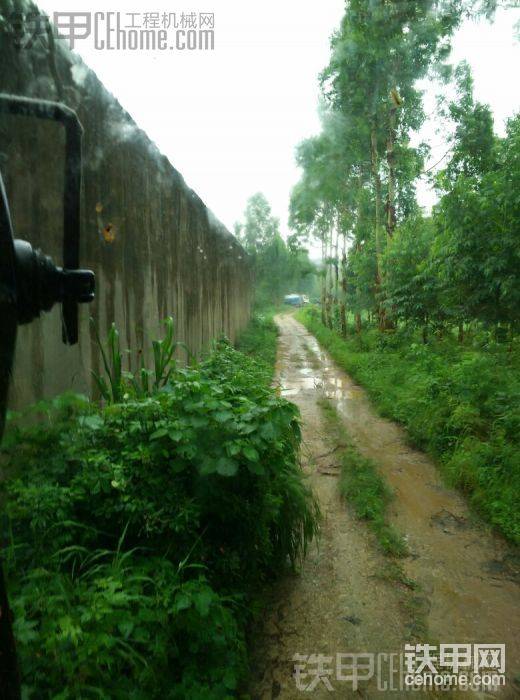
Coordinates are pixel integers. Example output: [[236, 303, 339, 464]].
[[0, 2, 252, 409]]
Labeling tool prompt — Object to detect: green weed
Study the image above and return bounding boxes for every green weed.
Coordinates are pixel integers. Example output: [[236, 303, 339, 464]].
[[300, 307, 520, 544], [236, 309, 279, 379], [317, 397, 407, 558], [1, 324, 320, 698], [317, 397, 426, 636]]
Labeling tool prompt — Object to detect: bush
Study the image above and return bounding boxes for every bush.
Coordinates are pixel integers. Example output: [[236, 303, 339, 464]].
[[1, 337, 319, 698]]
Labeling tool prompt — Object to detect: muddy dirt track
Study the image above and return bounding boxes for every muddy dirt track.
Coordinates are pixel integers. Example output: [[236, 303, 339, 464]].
[[250, 314, 519, 700]]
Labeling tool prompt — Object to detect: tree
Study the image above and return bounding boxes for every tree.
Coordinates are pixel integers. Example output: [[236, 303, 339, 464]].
[[235, 193, 280, 253], [304, 0, 464, 329], [289, 0, 519, 341], [290, 118, 354, 326], [383, 216, 443, 340], [434, 110, 520, 333], [236, 193, 317, 306]]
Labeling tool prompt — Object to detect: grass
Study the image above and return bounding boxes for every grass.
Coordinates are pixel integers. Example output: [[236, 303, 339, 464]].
[[299, 307, 520, 545], [236, 306, 280, 379], [317, 396, 428, 638], [317, 397, 407, 558]]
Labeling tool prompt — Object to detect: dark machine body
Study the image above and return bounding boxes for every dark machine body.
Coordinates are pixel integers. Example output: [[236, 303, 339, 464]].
[[0, 94, 95, 699]]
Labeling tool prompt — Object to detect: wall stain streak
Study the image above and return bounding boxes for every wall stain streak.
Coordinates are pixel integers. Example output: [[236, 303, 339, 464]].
[[0, 5, 252, 409]]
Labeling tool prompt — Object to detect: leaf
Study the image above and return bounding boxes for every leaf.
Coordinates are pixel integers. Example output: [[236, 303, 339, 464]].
[[174, 593, 192, 612], [246, 461, 265, 476], [214, 410, 233, 423], [223, 668, 238, 690], [150, 428, 168, 441], [117, 620, 134, 638], [79, 415, 104, 431], [193, 589, 213, 617], [227, 442, 241, 456], [260, 422, 276, 440], [216, 458, 238, 476], [243, 446, 259, 462]]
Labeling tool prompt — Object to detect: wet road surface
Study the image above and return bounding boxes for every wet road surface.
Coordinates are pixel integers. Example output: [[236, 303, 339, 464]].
[[250, 314, 519, 699]]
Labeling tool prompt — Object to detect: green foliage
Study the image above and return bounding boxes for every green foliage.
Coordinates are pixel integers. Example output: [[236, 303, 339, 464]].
[[383, 216, 444, 333], [289, 2, 519, 342], [236, 310, 279, 380], [299, 308, 520, 544], [442, 62, 497, 184], [91, 321, 124, 403], [234, 193, 280, 253], [2, 332, 319, 698], [235, 193, 318, 306], [91, 317, 192, 403], [318, 398, 407, 557], [346, 235, 378, 316], [433, 111, 520, 329], [12, 546, 245, 699]]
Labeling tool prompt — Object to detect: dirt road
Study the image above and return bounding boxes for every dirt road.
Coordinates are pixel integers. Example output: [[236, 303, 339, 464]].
[[250, 314, 519, 699]]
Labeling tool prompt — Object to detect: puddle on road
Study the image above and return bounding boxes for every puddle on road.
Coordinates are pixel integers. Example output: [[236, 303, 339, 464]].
[[253, 316, 410, 699], [279, 376, 321, 391], [278, 368, 323, 397], [324, 376, 363, 403]]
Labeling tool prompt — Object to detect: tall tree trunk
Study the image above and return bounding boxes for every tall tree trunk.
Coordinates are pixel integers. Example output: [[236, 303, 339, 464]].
[[325, 231, 333, 329], [370, 123, 386, 331], [320, 236, 326, 325], [386, 90, 400, 239], [333, 227, 340, 328], [458, 321, 464, 344], [340, 234, 347, 338]]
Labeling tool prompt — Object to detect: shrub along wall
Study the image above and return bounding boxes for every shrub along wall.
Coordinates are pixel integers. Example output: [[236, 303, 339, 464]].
[[2, 332, 319, 697]]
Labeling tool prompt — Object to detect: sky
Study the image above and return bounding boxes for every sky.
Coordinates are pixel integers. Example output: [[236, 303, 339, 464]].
[[36, 0, 520, 251]]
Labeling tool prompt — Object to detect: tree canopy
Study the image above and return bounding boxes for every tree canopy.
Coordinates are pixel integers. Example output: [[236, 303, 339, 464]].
[[290, 0, 519, 341]]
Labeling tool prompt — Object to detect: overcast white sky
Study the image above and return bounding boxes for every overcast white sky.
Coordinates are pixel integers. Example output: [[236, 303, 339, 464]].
[[37, 0, 520, 248]]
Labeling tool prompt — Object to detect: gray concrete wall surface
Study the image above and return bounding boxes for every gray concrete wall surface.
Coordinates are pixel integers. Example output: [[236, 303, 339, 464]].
[[0, 1, 252, 409]]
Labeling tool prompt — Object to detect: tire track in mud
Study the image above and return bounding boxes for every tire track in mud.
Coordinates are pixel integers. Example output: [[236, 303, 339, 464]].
[[249, 314, 519, 700]]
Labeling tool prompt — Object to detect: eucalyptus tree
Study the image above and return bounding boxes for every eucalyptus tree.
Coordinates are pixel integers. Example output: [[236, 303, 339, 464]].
[[235, 192, 280, 254], [319, 0, 463, 328], [289, 0, 512, 336], [290, 117, 354, 327]]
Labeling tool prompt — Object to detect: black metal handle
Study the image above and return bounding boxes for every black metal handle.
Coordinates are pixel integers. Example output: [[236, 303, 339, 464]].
[[0, 94, 86, 343]]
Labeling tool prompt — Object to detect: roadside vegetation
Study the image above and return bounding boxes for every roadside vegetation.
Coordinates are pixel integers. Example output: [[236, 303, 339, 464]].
[[287, 1, 519, 545], [300, 307, 520, 544], [1, 320, 319, 698], [236, 308, 279, 379], [316, 395, 429, 639], [317, 397, 407, 559]]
